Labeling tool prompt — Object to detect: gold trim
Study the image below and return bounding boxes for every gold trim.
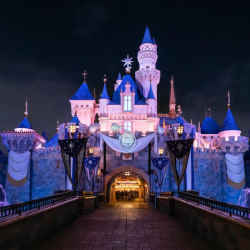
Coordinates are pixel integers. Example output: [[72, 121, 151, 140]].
[[227, 178, 245, 190], [7, 173, 27, 186]]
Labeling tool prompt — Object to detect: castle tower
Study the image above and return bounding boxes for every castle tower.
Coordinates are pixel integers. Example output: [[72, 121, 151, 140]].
[[18, 98, 32, 129], [219, 90, 241, 139], [146, 83, 157, 116], [69, 71, 96, 126], [114, 72, 122, 91], [135, 26, 160, 101], [99, 75, 109, 116], [169, 76, 176, 118]]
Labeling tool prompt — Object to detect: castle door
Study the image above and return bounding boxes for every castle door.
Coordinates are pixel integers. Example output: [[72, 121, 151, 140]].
[[106, 170, 148, 204]]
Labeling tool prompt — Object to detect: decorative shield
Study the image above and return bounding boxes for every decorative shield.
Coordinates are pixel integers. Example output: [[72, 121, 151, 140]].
[[119, 132, 136, 148], [167, 139, 193, 191], [152, 157, 169, 192], [84, 156, 100, 191]]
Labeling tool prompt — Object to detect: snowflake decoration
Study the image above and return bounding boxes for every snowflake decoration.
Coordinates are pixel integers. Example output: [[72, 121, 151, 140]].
[[121, 55, 133, 72]]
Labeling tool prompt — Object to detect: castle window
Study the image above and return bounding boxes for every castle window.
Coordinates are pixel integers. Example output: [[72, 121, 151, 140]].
[[124, 121, 132, 131], [123, 95, 132, 112]]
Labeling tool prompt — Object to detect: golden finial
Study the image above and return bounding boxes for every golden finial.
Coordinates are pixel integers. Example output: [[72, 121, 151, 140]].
[[207, 107, 211, 117], [24, 97, 28, 117], [56, 120, 60, 131], [198, 121, 201, 133], [227, 89, 231, 109], [170, 75, 174, 84], [104, 74, 107, 83], [82, 70, 87, 82]]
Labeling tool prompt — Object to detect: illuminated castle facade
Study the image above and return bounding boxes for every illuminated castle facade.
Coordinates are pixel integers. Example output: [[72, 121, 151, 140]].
[[70, 27, 160, 135], [0, 27, 249, 207]]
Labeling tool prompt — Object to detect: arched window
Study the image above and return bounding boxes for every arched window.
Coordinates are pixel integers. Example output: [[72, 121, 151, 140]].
[[123, 96, 132, 111], [124, 121, 132, 131]]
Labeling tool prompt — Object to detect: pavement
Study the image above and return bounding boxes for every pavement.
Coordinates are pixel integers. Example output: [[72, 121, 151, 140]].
[[36, 201, 211, 250]]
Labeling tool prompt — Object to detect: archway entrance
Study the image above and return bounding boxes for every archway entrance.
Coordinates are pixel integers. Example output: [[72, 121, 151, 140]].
[[106, 168, 149, 204]]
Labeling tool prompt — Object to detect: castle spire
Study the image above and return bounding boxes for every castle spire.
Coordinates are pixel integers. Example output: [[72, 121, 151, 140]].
[[142, 26, 153, 44], [227, 89, 231, 109], [198, 121, 201, 133], [207, 107, 211, 117], [169, 75, 176, 116], [100, 74, 109, 99], [82, 70, 87, 82], [24, 98, 28, 117], [56, 120, 59, 132]]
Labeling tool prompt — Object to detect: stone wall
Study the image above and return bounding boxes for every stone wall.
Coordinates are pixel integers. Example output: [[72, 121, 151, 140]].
[[3, 149, 67, 204], [193, 151, 245, 205], [32, 157, 66, 200], [0, 196, 96, 250], [0, 151, 7, 188], [158, 196, 250, 250]]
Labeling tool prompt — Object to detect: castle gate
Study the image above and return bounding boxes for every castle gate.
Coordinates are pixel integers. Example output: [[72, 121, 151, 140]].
[[105, 166, 149, 203]]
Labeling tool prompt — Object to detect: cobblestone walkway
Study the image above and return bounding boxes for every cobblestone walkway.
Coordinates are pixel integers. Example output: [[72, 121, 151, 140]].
[[37, 201, 211, 250]]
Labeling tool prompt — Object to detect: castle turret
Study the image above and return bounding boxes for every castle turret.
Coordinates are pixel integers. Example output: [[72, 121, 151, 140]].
[[135, 26, 160, 101], [99, 75, 109, 116], [219, 90, 241, 140], [114, 72, 122, 91], [201, 108, 219, 135], [18, 98, 32, 129], [146, 83, 157, 116], [69, 71, 96, 126]]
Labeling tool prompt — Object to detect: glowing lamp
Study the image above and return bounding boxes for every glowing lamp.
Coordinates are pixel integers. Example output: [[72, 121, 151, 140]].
[[69, 124, 77, 134], [158, 148, 164, 155], [89, 147, 94, 155], [177, 125, 184, 136], [89, 124, 97, 134]]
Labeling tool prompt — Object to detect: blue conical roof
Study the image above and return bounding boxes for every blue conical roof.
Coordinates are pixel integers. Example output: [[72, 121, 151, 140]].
[[42, 131, 48, 142], [100, 83, 109, 99], [18, 117, 31, 129], [71, 114, 80, 124], [221, 109, 239, 131], [147, 83, 155, 99], [111, 74, 145, 105], [159, 116, 186, 126], [45, 134, 58, 147], [142, 26, 153, 44], [201, 117, 219, 134], [117, 72, 122, 81], [70, 81, 94, 100]]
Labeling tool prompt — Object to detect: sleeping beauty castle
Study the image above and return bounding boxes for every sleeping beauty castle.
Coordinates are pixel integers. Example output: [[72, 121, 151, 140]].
[[0, 27, 250, 207]]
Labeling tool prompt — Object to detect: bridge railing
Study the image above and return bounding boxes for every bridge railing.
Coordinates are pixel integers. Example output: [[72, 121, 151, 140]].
[[0, 191, 75, 220], [179, 191, 250, 219]]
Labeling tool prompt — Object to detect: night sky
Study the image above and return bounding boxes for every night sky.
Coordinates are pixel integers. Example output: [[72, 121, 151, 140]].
[[0, 1, 250, 139]]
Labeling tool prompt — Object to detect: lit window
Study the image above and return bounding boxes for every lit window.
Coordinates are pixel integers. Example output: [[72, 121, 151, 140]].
[[124, 121, 132, 131], [123, 95, 132, 111]]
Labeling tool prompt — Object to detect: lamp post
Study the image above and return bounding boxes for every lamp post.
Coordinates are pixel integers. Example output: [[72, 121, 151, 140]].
[[58, 123, 88, 195], [166, 123, 194, 192]]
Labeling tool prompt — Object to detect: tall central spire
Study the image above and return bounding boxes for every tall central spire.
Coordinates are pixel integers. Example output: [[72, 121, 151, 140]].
[[169, 75, 176, 116]]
